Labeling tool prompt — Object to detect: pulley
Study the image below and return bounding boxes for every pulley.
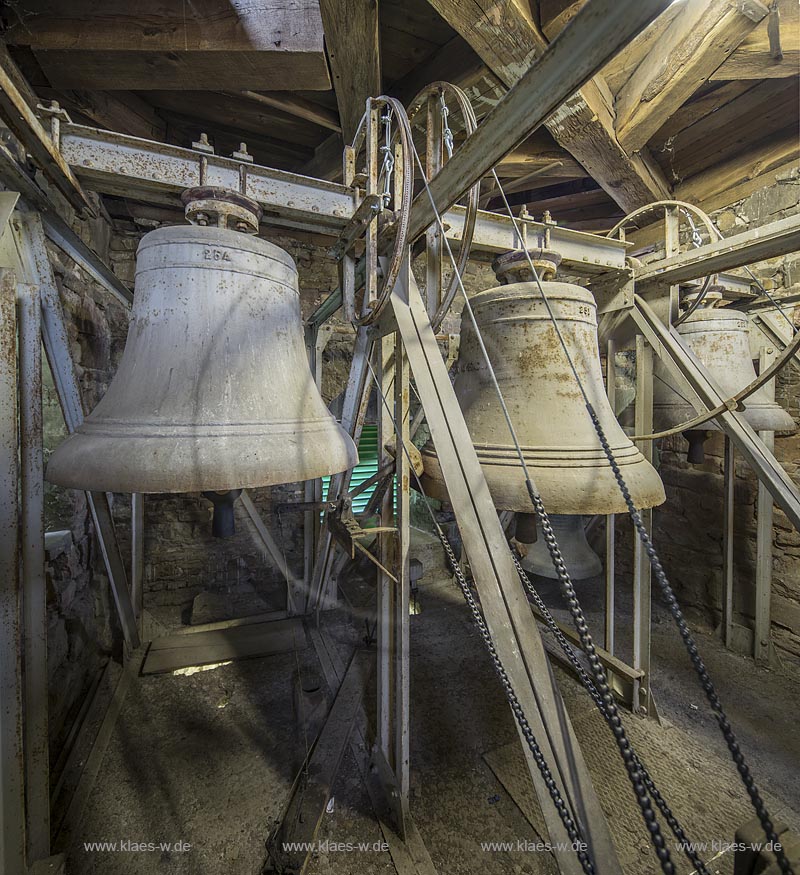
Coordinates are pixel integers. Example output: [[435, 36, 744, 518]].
[[420, 250, 665, 516], [653, 298, 795, 462], [47, 188, 358, 532]]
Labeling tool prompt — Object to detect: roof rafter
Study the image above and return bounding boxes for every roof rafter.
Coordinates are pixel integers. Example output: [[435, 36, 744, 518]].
[[423, 0, 671, 213], [615, 0, 769, 154]]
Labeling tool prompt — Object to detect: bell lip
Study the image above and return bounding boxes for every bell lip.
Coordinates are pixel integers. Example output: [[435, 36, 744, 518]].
[[654, 402, 797, 435], [419, 453, 666, 515], [136, 223, 297, 271], [45, 429, 358, 494]]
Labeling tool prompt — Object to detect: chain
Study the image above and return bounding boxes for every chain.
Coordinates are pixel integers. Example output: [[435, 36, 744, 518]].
[[440, 92, 454, 159], [510, 551, 711, 875], [379, 108, 395, 206], [682, 209, 705, 249], [523, 486, 677, 873], [584, 404, 795, 875], [437, 533, 598, 875]]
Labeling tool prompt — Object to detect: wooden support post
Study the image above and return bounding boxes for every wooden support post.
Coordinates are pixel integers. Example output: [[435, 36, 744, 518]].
[[131, 494, 144, 628], [0, 267, 26, 875], [12, 211, 140, 650], [392, 270, 621, 874], [19, 279, 50, 863], [424, 94, 443, 321], [604, 337, 616, 654], [722, 437, 735, 649]]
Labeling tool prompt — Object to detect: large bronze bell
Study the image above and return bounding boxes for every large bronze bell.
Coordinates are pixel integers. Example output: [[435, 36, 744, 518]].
[[653, 301, 795, 462], [420, 253, 665, 516], [47, 200, 358, 496]]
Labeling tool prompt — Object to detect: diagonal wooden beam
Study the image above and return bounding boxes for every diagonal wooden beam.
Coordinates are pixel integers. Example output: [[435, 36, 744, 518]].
[[424, 0, 671, 213], [38, 89, 167, 141], [237, 90, 341, 132], [711, 0, 800, 79], [408, 0, 672, 240], [0, 50, 94, 216], [318, 0, 381, 143], [615, 0, 769, 154]]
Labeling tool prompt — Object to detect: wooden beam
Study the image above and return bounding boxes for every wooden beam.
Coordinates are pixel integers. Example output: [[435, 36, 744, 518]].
[[0, 51, 94, 215], [5, 0, 324, 52], [237, 91, 341, 132], [651, 77, 798, 181], [599, 0, 686, 95], [300, 132, 345, 181], [539, 0, 589, 39], [390, 34, 485, 104], [5, 0, 330, 90], [497, 137, 586, 178], [408, 0, 673, 241], [711, 0, 800, 78], [318, 0, 381, 142], [674, 127, 799, 212], [615, 0, 769, 154], [627, 138, 798, 252], [31, 50, 331, 91], [424, 0, 671, 212], [38, 89, 166, 141]]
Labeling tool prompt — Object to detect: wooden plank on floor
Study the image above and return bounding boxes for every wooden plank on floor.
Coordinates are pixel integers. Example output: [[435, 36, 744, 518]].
[[264, 649, 373, 875], [172, 609, 289, 636], [142, 617, 304, 675]]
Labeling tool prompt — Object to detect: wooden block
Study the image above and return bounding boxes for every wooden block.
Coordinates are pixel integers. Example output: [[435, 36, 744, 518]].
[[141, 617, 304, 675]]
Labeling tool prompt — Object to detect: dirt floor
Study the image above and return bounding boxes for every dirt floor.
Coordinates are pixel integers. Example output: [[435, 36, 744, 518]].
[[60, 561, 800, 875]]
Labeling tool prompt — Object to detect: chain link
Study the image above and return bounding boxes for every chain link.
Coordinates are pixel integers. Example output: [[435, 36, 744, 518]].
[[379, 108, 395, 206], [439, 92, 454, 159]]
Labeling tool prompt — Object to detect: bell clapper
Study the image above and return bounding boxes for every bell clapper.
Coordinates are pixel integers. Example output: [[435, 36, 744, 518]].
[[202, 489, 243, 538]]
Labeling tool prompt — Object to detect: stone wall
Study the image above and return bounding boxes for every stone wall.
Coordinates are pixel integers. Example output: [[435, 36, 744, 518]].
[[644, 171, 800, 666]]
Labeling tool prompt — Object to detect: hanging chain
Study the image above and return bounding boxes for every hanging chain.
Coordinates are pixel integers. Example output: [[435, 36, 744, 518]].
[[584, 404, 794, 875], [440, 92, 454, 159], [511, 551, 712, 875], [379, 108, 395, 206]]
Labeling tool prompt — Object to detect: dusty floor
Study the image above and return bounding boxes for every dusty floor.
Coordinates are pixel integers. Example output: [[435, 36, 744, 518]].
[[61, 564, 800, 875]]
